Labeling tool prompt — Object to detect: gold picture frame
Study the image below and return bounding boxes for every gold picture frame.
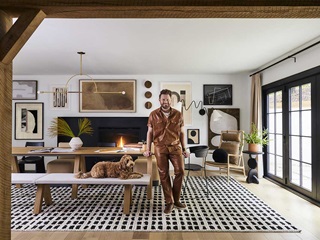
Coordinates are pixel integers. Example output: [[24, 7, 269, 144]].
[[79, 79, 136, 112]]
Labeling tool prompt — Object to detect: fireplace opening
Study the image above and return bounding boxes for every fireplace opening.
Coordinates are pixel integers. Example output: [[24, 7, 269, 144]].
[[98, 127, 140, 147]]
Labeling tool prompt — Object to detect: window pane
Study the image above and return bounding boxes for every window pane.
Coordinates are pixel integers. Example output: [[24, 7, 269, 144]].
[[276, 156, 283, 178], [301, 110, 311, 136], [290, 160, 300, 185], [268, 133, 275, 154], [268, 154, 275, 175], [268, 93, 274, 113], [290, 111, 300, 136], [276, 134, 282, 155], [301, 137, 312, 164], [276, 113, 282, 134], [301, 83, 311, 110], [268, 113, 275, 133], [276, 91, 282, 112], [290, 136, 300, 160], [290, 86, 300, 111], [302, 163, 312, 191]]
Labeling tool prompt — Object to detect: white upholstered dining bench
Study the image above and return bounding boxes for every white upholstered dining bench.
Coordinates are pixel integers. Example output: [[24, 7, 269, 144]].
[[12, 173, 151, 215]]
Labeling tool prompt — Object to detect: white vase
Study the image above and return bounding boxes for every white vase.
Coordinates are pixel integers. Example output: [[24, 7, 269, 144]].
[[69, 137, 83, 150]]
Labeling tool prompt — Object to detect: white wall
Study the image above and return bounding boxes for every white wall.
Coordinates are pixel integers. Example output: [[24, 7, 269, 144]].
[[12, 73, 252, 168]]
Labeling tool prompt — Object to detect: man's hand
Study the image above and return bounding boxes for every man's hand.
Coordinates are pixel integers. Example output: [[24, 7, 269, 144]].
[[182, 151, 190, 158], [143, 150, 152, 157]]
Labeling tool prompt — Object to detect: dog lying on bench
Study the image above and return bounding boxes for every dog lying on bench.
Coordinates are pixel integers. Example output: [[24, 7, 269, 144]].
[[75, 154, 143, 179]]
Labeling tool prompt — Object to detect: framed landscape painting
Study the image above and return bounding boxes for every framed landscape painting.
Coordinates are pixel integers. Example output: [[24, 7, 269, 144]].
[[15, 102, 43, 140], [79, 79, 136, 112]]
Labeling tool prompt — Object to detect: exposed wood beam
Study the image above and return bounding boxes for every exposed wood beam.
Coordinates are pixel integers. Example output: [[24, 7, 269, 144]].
[[0, 1, 320, 18], [0, 10, 12, 240], [0, 9, 46, 64]]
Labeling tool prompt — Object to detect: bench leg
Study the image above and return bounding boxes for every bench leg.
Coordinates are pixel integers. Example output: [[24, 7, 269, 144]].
[[123, 185, 132, 215], [43, 185, 52, 206], [71, 184, 78, 199], [33, 184, 45, 214]]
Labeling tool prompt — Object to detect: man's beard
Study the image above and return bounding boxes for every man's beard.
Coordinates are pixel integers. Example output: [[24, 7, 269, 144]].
[[161, 104, 170, 111]]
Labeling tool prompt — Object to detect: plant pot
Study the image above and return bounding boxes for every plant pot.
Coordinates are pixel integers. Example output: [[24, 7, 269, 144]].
[[69, 137, 83, 150], [248, 143, 260, 152]]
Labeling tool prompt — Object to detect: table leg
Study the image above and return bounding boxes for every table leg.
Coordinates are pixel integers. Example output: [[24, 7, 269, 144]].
[[80, 156, 87, 189], [12, 156, 22, 188], [146, 155, 152, 200], [72, 155, 81, 198]]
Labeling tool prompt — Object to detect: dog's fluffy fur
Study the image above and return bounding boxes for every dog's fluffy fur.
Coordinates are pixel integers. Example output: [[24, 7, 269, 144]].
[[75, 154, 143, 179]]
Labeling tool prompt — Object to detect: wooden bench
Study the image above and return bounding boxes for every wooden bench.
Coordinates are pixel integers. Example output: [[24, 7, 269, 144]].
[[12, 173, 151, 215]]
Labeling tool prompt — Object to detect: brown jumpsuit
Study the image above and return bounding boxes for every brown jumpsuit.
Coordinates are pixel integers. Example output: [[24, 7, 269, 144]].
[[147, 107, 184, 204]]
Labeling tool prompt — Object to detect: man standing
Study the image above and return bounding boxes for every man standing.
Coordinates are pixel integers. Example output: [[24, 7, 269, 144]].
[[143, 89, 189, 214]]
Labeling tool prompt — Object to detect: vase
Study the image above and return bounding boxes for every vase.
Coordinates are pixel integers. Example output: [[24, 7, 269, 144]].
[[248, 143, 260, 152], [69, 137, 83, 150]]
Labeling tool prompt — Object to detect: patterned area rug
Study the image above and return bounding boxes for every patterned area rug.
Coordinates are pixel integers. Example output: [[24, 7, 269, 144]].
[[11, 176, 300, 232]]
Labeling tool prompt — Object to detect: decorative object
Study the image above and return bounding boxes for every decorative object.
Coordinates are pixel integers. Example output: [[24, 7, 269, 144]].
[[145, 101, 152, 109], [144, 80, 152, 88], [80, 79, 136, 112], [244, 123, 269, 152], [49, 85, 69, 109], [207, 108, 240, 149], [144, 91, 152, 98], [187, 129, 200, 144], [11, 176, 300, 232], [12, 80, 38, 100], [203, 84, 232, 105], [160, 82, 192, 125], [181, 100, 207, 116], [15, 102, 43, 140], [48, 117, 93, 150], [68, 137, 83, 150]]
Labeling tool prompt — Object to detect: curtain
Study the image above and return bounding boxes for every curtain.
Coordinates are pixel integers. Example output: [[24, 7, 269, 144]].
[[250, 73, 262, 130]]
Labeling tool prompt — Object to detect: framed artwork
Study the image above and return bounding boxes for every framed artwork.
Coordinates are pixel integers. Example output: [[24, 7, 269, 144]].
[[79, 79, 136, 112], [12, 80, 38, 100], [203, 84, 232, 105], [49, 85, 69, 110], [160, 82, 192, 125], [187, 129, 200, 144], [207, 108, 240, 149], [15, 102, 44, 140]]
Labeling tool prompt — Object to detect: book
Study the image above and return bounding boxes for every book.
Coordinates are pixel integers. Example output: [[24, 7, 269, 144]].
[[28, 148, 54, 153]]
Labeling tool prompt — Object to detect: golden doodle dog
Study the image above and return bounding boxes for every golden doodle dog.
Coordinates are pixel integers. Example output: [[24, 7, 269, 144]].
[[75, 154, 143, 179]]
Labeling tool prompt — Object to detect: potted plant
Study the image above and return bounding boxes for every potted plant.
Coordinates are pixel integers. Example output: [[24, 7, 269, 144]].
[[48, 117, 94, 150], [244, 123, 269, 152]]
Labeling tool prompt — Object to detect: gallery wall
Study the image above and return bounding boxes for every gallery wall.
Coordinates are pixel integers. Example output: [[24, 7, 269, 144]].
[[12, 73, 251, 166]]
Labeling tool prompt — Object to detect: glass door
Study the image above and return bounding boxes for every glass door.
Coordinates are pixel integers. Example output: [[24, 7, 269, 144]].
[[288, 83, 312, 192], [266, 90, 283, 180]]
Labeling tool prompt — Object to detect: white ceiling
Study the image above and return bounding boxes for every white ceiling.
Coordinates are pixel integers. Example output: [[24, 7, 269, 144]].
[[13, 18, 320, 76]]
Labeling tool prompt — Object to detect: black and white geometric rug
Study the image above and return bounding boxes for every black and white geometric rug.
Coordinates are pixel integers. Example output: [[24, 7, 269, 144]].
[[11, 176, 300, 232]]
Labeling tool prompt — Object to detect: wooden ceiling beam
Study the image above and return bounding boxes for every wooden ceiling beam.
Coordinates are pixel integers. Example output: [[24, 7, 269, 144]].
[[0, 1, 320, 18], [0, 9, 46, 64]]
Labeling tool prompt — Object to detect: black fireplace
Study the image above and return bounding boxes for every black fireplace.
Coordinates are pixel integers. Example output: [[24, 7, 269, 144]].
[[57, 117, 148, 170]]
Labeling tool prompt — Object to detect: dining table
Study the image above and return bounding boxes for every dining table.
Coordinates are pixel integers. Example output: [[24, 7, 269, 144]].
[[12, 146, 153, 198]]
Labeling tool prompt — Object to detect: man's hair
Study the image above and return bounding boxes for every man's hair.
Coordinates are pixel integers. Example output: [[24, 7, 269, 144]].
[[159, 89, 172, 98]]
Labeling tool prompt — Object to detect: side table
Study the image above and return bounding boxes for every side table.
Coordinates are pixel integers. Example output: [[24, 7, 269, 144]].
[[242, 150, 264, 184]]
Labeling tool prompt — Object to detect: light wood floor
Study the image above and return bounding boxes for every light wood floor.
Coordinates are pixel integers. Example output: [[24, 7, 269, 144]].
[[11, 171, 320, 240]]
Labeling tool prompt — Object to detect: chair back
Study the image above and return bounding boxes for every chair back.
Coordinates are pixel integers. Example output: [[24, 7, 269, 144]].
[[219, 130, 244, 165], [189, 145, 209, 157]]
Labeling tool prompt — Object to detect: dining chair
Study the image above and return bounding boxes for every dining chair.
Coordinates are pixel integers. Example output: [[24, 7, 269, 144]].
[[18, 141, 45, 173], [184, 145, 209, 193], [47, 142, 74, 173]]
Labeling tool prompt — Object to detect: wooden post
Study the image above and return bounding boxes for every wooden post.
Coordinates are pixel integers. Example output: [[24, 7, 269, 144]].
[[0, 10, 12, 240]]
